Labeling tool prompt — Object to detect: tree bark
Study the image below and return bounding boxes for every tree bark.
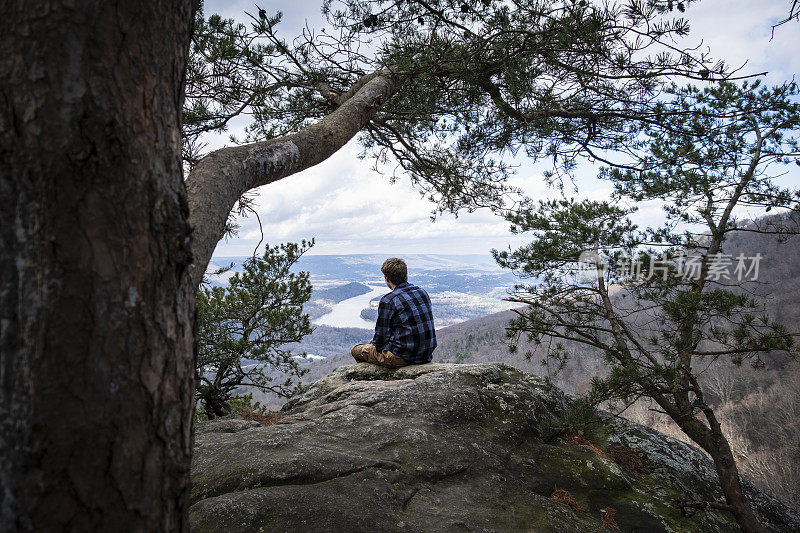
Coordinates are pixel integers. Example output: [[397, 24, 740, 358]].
[[1, 1, 196, 530], [673, 414, 766, 532], [185, 70, 401, 288]]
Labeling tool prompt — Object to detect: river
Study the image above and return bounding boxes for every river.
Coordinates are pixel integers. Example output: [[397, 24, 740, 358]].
[[313, 285, 387, 329]]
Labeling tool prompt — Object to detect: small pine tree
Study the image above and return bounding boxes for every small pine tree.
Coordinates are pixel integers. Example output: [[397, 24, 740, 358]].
[[196, 240, 314, 418], [496, 81, 800, 533]]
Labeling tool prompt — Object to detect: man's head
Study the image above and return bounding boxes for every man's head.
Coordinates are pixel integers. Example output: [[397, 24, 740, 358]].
[[381, 257, 407, 287]]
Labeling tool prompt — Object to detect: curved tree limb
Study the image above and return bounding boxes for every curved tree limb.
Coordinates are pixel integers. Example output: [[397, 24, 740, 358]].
[[186, 68, 401, 287]]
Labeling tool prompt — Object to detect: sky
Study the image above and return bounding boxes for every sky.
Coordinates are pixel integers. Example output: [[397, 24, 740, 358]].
[[203, 0, 800, 258]]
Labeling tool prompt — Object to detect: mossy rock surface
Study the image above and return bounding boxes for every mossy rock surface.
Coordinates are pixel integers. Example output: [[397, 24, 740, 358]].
[[191, 363, 799, 532]]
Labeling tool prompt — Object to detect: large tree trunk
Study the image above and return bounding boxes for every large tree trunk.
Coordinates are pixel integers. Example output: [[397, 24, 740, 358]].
[[185, 70, 401, 288], [0, 1, 197, 530]]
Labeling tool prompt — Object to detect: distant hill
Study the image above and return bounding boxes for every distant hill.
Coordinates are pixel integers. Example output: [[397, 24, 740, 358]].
[[360, 308, 377, 321], [312, 282, 372, 303], [208, 254, 518, 325], [209, 253, 515, 285], [293, 253, 509, 281]]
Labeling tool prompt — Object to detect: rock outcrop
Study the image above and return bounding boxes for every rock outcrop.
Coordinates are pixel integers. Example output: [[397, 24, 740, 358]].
[[190, 363, 799, 532]]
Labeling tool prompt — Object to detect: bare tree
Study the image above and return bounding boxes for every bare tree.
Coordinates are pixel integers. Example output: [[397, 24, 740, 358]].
[[702, 362, 741, 406]]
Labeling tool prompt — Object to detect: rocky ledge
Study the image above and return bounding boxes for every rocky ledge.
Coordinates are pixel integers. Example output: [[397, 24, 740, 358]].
[[190, 363, 799, 532]]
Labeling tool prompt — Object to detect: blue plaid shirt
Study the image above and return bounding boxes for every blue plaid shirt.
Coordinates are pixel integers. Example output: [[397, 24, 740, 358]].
[[372, 282, 437, 364]]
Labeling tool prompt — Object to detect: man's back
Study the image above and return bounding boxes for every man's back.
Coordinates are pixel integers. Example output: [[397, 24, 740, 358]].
[[373, 282, 437, 364]]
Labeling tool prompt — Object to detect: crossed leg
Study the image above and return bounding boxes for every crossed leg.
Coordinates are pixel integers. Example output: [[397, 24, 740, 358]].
[[350, 343, 408, 369]]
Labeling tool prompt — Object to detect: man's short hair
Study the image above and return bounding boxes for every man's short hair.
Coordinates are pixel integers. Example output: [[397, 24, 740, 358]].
[[381, 257, 408, 285]]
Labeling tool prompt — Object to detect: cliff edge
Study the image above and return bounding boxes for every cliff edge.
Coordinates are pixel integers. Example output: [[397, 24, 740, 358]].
[[190, 363, 799, 532]]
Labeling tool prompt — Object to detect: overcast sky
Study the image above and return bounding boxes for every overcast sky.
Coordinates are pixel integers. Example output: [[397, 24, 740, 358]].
[[203, 0, 800, 258]]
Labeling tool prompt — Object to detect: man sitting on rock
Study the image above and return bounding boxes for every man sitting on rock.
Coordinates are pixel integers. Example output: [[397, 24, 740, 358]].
[[351, 257, 437, 368]]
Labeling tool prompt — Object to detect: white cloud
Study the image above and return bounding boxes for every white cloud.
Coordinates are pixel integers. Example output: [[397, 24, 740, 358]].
[[681, 0, 799, 84], [212, 139, 532, 256]]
